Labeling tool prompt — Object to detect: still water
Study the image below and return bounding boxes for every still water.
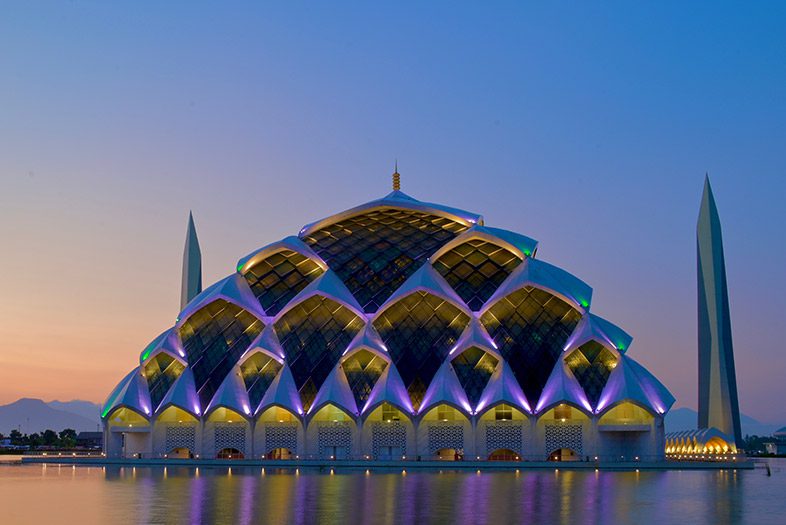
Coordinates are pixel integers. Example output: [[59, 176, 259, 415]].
[[0, 460, 784, 525]]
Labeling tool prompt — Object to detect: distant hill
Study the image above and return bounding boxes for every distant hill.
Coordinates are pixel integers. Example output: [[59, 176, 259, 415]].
[[47, 400, 101, 426], [665, 407, 781, 437], [0, 398, 100, 434]]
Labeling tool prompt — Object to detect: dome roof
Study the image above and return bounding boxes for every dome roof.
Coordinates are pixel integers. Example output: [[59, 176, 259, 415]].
[[104, 190, 673, 421]]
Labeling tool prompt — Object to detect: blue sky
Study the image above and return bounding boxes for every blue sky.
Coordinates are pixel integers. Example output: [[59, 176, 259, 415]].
[[1, 2, 785, 422]]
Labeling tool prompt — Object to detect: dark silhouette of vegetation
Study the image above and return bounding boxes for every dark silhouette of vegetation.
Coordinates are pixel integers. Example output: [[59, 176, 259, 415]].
[[1, 428, 78, 450]]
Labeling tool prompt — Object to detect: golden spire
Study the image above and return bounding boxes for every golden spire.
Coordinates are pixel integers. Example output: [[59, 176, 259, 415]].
[[392, 160, 400, 191]]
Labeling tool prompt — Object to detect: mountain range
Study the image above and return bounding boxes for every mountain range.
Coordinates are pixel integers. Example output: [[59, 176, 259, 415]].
[[0, 398, 101, 434], [665, 407, 781, 437]]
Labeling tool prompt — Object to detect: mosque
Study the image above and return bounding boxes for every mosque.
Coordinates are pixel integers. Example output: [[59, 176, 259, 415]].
[[101, 170, 739, 463]]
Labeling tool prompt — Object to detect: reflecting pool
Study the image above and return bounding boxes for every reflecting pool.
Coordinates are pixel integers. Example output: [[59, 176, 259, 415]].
[[1, 460, 784, 524]]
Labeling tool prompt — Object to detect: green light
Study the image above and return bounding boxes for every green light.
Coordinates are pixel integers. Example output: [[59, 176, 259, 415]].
[[141, 340, 157, 361], [237, 263, 243, 273], [523, 250, 531, 257], [580, 299, 589, 308]]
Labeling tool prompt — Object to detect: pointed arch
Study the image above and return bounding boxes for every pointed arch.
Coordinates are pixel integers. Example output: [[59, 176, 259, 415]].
[[142, 352, 187, 412], [177, 298, 264, 408], [274, 294, 364, 412], [301, 202, 473, 313], [341, 349, 390, 410], [372, 291, 470, 411], [239, 350, 284, 410], [432, 238, 523, 311], [481, 285, 582, 408], [240, 243, 326, 316], [564, 340, 619, 409]]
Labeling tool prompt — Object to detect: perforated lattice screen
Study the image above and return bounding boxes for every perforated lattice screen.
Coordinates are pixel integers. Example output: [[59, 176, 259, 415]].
[[179, 299, 264, 408], [274, 296, 364, 411], [374, 291, 470, 410], [481, 287, 581, 407], [302, 208, 468, 313], [451, 346, 499, 407], [565, 341, 617, 408], [433, 239, 522, 311], [341, 350, 388, 409], [243, 249, 323, 316]]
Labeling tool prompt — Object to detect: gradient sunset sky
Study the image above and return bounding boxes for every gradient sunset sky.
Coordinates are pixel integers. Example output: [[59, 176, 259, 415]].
[[1, 3, 785, 423]]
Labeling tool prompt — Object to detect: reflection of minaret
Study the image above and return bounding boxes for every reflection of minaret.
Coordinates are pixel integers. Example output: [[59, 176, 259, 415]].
[[697, 175, 742, 447], [181, 211, 202, 310]]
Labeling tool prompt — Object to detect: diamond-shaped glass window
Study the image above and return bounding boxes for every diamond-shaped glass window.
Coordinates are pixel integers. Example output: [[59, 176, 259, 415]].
[[341, 349, 388, 409], [565, 341, 617, 408], [373, 291, 470, 411], [451, 346, 499, 407], [480, 286, 581, 407], [243, 249, 324, 316], [434, 239, 522, 311], [240, 352, 284, 409], [179, 299, 265, 408], [302, 209, 468, 313], [143, 353, 186, 411], [274, 295, 364, 412]]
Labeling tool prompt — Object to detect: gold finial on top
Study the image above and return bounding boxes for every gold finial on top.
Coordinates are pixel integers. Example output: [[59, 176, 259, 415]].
[[392, 160, 400, 191]]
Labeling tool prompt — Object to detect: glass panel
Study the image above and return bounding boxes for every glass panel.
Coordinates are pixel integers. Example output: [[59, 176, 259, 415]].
[[143, 353, 186, 411], [302, 209, 469, 313], [381, 402, 402, 422], [373, 291, 470, 411], [450, 346, 499, 407], [274, 295, 364, 412], [565, 341, 618, 408], [240, 352, 284, 409], [599, 402, 653, 425], [434, 239, 522, 311], [495, 404, 513, 421], [481, 286, 582, 407], [178, 299, 264, 408], [243, 249, 324, 316], [341, 349, 388, 409]]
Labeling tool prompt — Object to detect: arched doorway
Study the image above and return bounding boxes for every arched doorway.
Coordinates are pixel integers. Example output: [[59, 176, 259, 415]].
[[154, 406, 199, 458], [418, 404, 472, 460], [537, 404, 590, 461], [105, 407, 151, 458], [547, 448, 579, 462], [206, 407, 250, 459], [167, 447, 192, 459], [488, 448, 519, 461], [266, 447, 293, 460], [217, 448, 244, 459], [477, 403, 527, 460], [307, 404, 357, 459], [255, 406, 302, 459], [362, 402, 413, 460], [437, 448, 461, 461]]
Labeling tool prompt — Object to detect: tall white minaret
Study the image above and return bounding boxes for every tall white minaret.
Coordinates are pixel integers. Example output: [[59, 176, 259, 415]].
[[697, 175, 742, 447], [181, 211, 202, 310]]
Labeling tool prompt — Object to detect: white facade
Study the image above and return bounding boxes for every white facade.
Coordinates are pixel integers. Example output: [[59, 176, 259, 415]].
[[104, 187, 674, 462]]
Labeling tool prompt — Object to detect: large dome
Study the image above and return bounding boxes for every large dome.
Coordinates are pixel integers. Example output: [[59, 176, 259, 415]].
[[102, 188, 674, 462]]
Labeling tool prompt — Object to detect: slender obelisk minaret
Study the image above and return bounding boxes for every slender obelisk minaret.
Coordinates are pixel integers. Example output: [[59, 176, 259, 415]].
[[181, 211, 202, 310], [697, 175, 742, 447]]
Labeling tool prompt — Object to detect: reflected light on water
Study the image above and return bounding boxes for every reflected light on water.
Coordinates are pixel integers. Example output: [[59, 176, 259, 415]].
[[0, 462, 784, 524]]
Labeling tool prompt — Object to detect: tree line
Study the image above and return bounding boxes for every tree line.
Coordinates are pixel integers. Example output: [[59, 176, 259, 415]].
[[0, 429, 78, 449]]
